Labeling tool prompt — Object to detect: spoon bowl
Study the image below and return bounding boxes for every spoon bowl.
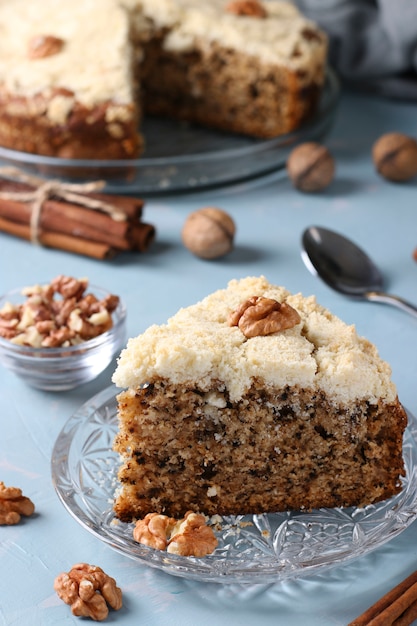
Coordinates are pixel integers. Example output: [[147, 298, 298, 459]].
[[301, 226, 417, 319]]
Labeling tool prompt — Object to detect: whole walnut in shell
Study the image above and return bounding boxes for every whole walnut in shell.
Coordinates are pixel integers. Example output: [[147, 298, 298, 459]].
[[372, 132, 417, 182], [182, 207, 236, 259], [286, 142, 335, 192]]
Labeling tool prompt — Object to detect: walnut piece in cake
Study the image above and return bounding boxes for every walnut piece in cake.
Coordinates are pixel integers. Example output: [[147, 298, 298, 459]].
[[225, 0, 268, 18], [27, 35, 65, 59]]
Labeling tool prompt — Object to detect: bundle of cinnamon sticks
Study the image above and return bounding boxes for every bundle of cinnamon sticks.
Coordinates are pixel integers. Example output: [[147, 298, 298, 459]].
[[0, 170, 155, 260]]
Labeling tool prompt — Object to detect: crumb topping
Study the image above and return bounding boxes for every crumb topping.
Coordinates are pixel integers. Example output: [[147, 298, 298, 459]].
[[113, 276, 397, 404]]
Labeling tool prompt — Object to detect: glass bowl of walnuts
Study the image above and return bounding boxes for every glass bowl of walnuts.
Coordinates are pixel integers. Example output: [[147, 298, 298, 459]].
[[0, 275, 126, 391]]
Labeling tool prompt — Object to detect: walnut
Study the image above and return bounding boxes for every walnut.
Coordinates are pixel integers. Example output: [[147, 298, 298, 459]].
[[0, 315, 19, 339], [286, 142, 335, 192], [372, 132, 417, 182], [133, 511, 218, 557], [229, 296, 301, 338], [225, 0, 267, 17], [301, 27, 324, 43], [181, 207, 236, 259], [133, 513, 177, 551], [0, 481, 35, 525], [28, 35, 65, 59], [51, 275, 88, 300], [54, 563, 122, 621], [1, 275, 120, 348], [167, 512, 218, 557], [41, 326, 75, 347]]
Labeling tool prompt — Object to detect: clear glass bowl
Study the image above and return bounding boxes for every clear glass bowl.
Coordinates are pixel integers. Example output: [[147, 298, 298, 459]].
[[0, 286, 126, 391]]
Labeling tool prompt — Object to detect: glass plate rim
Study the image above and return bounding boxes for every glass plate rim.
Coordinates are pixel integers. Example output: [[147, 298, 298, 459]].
[[51, 384, 417, 584]]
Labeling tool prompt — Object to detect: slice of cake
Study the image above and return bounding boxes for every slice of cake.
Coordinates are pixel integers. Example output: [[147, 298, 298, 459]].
[[113, 277, 407, 521], [0, 0, 327, 159], [112, 276, 407, 522]]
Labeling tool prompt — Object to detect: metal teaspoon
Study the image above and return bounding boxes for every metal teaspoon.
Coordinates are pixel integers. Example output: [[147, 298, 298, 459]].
[[301, 225, 417, 319]]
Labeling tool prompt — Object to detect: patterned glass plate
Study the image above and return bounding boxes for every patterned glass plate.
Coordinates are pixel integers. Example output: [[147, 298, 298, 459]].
[[0, 68, 339, 195], [51, 385, 417, 584]]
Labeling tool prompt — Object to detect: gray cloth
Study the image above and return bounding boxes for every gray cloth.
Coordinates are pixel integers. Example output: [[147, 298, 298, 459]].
[[294, 0, 417, 99]]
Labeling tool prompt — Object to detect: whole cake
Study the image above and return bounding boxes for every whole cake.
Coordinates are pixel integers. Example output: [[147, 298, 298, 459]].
[[112, 276, 407, 522], [0, 0, 327, 159]]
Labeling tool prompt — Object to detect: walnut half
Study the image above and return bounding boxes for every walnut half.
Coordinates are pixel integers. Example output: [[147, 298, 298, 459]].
[[228, 296, 301, 338], [133, 511, 218, 557], [0, 481, 35, 525], [225, 0, 267, 17], [167, 512, 219, 557], [54, 563, 122, 621]]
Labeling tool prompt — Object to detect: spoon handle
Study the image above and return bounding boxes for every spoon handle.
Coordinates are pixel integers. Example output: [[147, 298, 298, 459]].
[[366, 291, 417, 319]]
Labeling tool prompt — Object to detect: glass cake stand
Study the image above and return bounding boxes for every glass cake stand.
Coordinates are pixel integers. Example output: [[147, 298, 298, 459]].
[[51, 385, 417, 584], [0, 68, 340, 195]]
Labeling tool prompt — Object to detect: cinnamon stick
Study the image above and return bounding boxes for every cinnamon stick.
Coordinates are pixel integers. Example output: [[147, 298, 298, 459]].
[[0, 174, 155, 258], [131, 222, 156, 252], [0, 180, 144, 220], [395, 599, 417, 626], [0, 180, 144, 249], [349, 570, 417, 626], [0, 215, 116, 260]]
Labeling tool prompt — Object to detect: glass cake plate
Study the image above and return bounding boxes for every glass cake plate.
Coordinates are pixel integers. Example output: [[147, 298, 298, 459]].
[[51, 385, 417, 584], [0, 68, 339, 195]]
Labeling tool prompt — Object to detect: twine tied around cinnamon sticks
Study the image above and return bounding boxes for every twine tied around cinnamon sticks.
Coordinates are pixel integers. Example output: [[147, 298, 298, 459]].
[[0, 167, 126, 245], [0, 167, 155, 259]]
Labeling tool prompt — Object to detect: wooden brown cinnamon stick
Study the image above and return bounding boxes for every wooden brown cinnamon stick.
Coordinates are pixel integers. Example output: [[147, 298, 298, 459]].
[[131, 222, 156, 252], [395, 599, 417, 625], [0, 180, 144, 220], [349, 570, 417, 626], [0, 173, 155, 258], [0, 180, 145, 249], [0, 215, 116, 260]]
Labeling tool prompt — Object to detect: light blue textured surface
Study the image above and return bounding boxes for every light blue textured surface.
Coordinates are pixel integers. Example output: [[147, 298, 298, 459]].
[[1, 90, 417, 626]]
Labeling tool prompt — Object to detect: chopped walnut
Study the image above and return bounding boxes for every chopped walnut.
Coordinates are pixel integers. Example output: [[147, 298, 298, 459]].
[[54, 563, 122, 621], [0, 275, 119, 348], [229, 296, 301, 338], [51, 275, 88, 300], [133, 511, 218, 557], [28, 35, 65, 59], [0, 481, 35, 525], [225, 0, 267, 17]]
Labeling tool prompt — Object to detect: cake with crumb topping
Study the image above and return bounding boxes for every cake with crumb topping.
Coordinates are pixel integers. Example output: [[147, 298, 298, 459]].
[[0, 0, 327, 158], [112, 276, 407, 521]]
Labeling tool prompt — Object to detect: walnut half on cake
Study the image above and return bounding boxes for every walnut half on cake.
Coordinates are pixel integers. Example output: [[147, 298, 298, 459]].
[[112, 276, 407, 522]]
